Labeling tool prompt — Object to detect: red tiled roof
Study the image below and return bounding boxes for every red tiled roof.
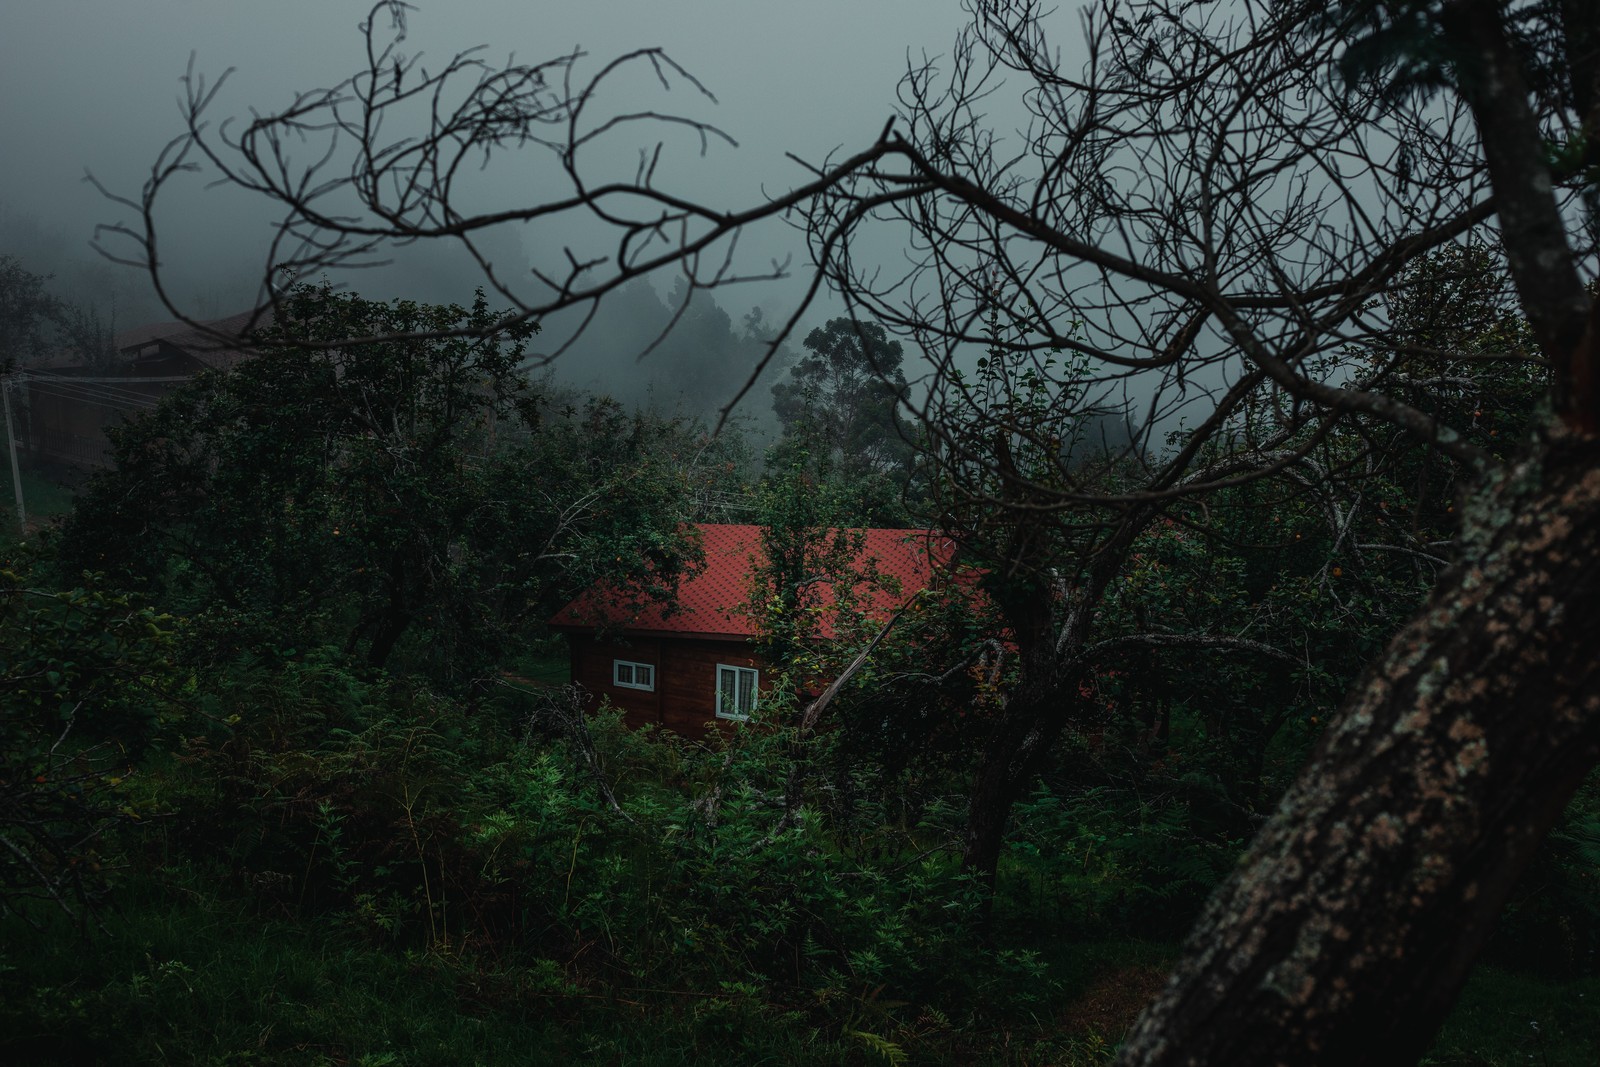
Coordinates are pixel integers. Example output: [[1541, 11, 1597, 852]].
[[549, 524, 957, 640]]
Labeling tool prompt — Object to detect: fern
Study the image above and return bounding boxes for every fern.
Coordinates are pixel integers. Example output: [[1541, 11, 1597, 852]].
[[851, 1029, 909, 1067]]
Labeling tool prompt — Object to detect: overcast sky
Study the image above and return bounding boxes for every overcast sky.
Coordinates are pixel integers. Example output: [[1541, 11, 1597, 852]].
[[1, 0, 978, 334]]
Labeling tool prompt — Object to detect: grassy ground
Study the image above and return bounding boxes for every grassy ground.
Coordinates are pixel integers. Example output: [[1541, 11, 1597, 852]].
[[1424, 966, 1599, 1066], [0, 873, 930, 1066], [1, 462, 79, 544], [3, 873, 1594, 1066], [501, 643, 573, 687]]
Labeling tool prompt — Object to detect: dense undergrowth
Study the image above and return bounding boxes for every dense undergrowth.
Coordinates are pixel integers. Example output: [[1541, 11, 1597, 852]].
[[3, 635, 1596, 1064], [5, 267, 1597, 1062]]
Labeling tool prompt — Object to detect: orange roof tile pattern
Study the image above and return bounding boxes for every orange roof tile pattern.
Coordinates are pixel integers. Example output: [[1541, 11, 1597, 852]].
[[549, 524, 956, 639]]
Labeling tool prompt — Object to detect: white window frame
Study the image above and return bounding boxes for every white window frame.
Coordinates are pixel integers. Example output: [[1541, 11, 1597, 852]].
[[612, 659, 655, 692], [715, 664, 759, 721]]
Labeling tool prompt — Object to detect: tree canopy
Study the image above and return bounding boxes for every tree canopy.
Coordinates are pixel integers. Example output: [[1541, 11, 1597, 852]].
[[58, 281, 707, 686], [81, 0, 1600, 1061], [769, 316, 920, 523]]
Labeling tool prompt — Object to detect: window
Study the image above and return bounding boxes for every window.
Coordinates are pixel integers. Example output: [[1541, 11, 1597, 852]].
[[613, 659, 655, 691], [715, 664, 759, 720]]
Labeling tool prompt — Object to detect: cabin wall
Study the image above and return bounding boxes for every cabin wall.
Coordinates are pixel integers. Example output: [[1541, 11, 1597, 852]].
[[566, 633, 769, 734], [22, 354, 204, 469]]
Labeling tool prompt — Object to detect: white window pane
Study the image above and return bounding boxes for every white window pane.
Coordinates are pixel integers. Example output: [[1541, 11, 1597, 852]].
[[738, 670, 755, 714], [617, 662, 633, 685], [639, 665, 653, 688]]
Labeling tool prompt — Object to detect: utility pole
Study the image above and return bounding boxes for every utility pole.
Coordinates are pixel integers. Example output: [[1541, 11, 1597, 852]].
[[2, 373, 25, 531]]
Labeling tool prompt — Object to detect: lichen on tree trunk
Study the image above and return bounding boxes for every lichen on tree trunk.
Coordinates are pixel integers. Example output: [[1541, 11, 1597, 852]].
[[1118, 423, 1600, 1065]]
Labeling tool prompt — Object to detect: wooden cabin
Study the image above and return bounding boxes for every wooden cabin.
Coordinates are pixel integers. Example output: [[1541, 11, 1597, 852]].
[[549, 524, 952, 733], [22, 311, 260, 468]]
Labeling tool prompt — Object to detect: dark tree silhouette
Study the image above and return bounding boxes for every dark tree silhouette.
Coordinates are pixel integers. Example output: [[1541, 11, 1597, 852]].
[[0, 256, 72, 368], [770, 316, 919, 518], [106, 0, 1600, 1060], [88, 0, 859, 419]]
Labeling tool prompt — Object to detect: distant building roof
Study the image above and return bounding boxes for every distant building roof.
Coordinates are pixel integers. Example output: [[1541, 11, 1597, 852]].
[[549, 523, 958, 640], [114, 308, 267, 371]]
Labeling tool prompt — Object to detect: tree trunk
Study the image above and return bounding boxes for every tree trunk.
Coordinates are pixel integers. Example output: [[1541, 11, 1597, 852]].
[[963, 742, 1028, 889], [363, 554, 414, 670], [1118, 425, 1600, 1065], [961, 546, 1123, 890], [365, 608, 412, 670], [962, 689, 1075, 888]]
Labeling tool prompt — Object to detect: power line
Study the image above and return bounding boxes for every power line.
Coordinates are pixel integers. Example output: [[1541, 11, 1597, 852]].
[[23, 382, 163, 410], [3, 372, 198, 525], [25, 374, 192, 384]]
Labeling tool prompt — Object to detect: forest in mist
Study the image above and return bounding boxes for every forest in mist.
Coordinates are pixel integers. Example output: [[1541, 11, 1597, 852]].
[[5, 0, 1600, 1064]]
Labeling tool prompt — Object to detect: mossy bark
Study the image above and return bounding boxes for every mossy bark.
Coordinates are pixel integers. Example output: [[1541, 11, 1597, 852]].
[[1118, 425, 1600, 1065]]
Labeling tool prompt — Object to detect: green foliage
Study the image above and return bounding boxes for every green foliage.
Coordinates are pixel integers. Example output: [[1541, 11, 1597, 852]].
[[0, 467, 76, 547], [1423, 965, 1600, 1067], [55, 282, 701, 686], [1367, 242, 1548, 464], [0, 255, 72, 369], [748, 436, 899, 677], [1025, 243, 1557, 877], [96, 654, 1055, 1033], [0, 546, 176, 926], [2, 250, 1591, 1063], [1487, 771, 1600, 977], [1005, 780, 1242, 938], [0, 598, 1595, 1063], [0, 872, 594, 1066], [770, 317, 920, 524]]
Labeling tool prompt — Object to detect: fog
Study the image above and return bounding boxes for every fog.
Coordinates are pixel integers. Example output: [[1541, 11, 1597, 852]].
[[0, 0, 980, 417]]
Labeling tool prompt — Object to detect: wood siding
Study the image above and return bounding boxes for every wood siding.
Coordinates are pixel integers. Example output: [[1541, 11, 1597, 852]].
[[22, 354, 205, 469], [567, 634, 769, 734]]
